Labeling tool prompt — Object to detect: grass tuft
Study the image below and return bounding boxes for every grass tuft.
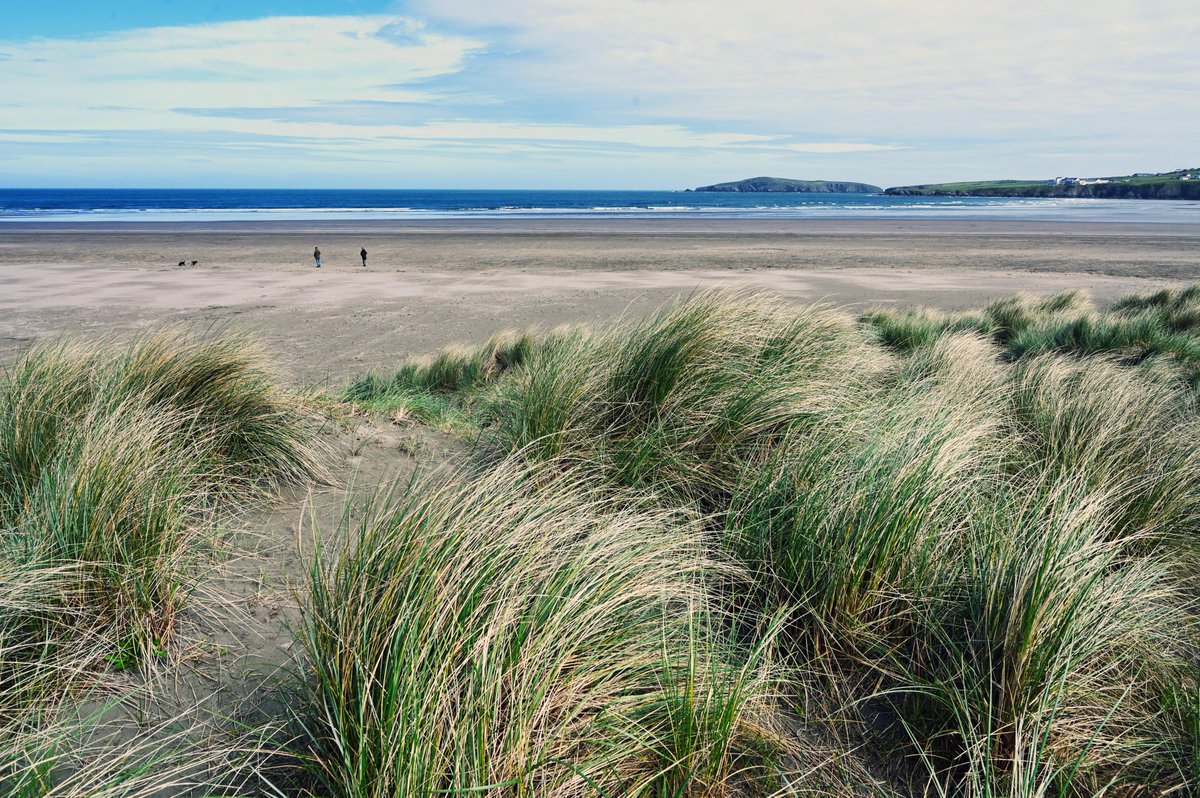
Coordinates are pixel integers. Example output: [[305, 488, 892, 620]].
[[293, 459, 789, 798], [0, 329, 324, 731]]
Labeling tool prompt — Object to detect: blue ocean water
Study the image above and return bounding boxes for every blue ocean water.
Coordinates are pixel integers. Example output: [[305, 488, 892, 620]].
[[1, 188, 1198, 223]]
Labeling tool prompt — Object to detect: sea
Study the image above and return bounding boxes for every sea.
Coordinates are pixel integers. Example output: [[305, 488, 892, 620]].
[[1, 188, 1198, 223]]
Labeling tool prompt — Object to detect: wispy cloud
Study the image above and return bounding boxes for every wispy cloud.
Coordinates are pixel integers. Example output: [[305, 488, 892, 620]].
[[0, 15, 477, 109], [412, 0, 1200, 122], [776, 144, 904, 154]]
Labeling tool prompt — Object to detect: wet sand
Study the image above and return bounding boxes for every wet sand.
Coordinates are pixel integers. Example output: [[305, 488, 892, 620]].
[[3, 217, 1199, 384]]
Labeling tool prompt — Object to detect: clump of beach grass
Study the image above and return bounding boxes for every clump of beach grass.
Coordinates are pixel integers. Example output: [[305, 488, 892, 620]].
[[1005, 354, 1200, 543], [342, 328, 548, 432], [291, 458, 789, 798], [860, 306, 994, 352], [0, 329, 325, 732], [725, 382, 1004, 659], [393, 328, 541, 395], [6, 402, 209, 671], [1, 330, 325, 511], [862, 290, 1094, 354], [865, 285, 1200, 395], [344, 286, 1200, 795], [479, 292, 882, 505], [892, 471, 1194, 797]]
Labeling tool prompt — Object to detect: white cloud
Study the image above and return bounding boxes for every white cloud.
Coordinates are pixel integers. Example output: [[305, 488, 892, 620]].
[[412, 0, 1200, 140], [1, 2, 1196, 185], [0, 13, 896, 160], [0, 15, 478, 110], [0, 12, 903, 169]]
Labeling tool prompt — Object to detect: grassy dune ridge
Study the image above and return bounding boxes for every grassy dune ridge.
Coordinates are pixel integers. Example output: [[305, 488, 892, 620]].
[[8, 286, 1200, 796], [863, 287, 1200, 391], [343, 286, 1200, 796]]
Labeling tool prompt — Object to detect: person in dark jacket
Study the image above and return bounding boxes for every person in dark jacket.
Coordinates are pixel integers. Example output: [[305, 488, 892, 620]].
[[313, 247, 321, 268], [360, 247, 368, 267]]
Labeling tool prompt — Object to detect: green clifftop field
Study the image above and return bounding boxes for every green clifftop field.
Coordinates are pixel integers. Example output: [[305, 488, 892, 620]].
[[692, 175, 882, 193], [886, 167, 1200, 199]]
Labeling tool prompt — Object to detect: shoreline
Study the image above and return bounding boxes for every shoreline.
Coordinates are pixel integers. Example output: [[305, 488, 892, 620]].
[[4, 217, 1200, 235]]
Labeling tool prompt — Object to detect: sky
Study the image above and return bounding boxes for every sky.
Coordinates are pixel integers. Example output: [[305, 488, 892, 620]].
[[0, 0, 1197, 188]]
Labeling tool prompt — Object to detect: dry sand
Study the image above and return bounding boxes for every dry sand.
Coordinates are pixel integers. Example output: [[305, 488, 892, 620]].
[[4, 217, 1199, 383]]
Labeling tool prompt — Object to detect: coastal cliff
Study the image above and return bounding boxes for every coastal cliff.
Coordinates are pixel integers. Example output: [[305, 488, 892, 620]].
[[885, 169, 1200, 200]]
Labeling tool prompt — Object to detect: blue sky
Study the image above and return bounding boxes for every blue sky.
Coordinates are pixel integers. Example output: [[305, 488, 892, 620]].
[[1, 1, 1197, 188]]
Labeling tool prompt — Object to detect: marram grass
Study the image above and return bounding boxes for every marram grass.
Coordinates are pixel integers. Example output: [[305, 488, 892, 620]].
[[293, 459, 789, 798], [11, 283, 1200, 797], [0, 329, 325, 729], [863, 284, 1200, 393], [901, 472, 1192, 796], [477, 291, 883, 506], [341, 286, 1200, 796]]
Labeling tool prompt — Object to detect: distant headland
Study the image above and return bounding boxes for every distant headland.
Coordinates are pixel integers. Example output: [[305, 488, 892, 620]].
[[885, 168, 1200, 200], [689, 169, 1200, 200], [689, 176, 882, 193]]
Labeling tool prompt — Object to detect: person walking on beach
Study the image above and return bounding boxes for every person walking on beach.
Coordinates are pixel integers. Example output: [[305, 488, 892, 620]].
[[360, 247, 368, 268], [313, 246, 321, 268]]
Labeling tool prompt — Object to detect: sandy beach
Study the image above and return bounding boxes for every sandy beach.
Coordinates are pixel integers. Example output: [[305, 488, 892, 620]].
[[4, 217, 1200, 383]]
